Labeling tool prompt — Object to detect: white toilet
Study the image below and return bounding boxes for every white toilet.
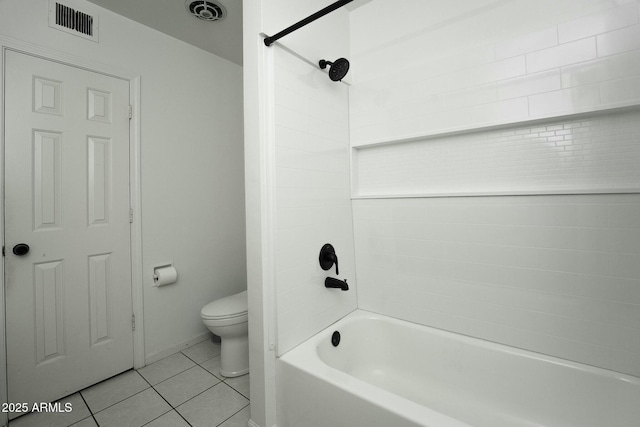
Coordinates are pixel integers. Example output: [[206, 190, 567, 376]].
[[200, 290, 249, 377]]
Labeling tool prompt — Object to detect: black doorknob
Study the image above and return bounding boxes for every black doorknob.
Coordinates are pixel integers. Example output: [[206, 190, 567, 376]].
[[12, 243, 30, 256]]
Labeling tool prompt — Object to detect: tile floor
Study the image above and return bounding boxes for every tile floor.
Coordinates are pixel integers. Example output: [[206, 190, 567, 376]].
[[9, 337, 250, 427]]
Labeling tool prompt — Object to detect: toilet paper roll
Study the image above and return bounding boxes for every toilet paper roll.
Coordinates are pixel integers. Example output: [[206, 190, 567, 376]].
[[154, 266, 178, 287]]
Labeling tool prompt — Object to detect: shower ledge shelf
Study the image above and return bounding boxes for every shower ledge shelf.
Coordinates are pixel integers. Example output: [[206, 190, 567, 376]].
[[351, 187, 640, 200], [351, 102, 640, 149]]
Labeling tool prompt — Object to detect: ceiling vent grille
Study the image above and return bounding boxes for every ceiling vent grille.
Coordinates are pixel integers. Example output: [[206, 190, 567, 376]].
[[48, 0, 99, 42], [185, 0, 227, 22]]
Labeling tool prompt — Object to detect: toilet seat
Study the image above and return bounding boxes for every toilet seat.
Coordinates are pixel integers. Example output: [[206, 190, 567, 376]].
[[202, 311, 247, 321], [201, 290, 248, 321]]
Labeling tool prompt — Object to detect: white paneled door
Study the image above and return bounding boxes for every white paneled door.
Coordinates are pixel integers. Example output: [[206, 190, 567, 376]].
[[4, 51, 133, 415]]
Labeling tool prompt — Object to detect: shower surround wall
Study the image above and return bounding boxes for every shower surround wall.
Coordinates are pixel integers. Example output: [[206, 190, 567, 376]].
[[243, 1, 352, 425], [349, 0, 640, 142], [273, 47, 356, 355], [350, 0, 640, 377], [353, 195, 640, 376]]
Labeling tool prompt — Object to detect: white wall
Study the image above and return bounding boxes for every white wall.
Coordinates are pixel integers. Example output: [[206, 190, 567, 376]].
[[349, 0, 640, 377], [0, 0, 246, 362]]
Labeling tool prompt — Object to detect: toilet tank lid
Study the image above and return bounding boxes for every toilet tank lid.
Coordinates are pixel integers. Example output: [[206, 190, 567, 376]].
[[201, 290, 248, 318]]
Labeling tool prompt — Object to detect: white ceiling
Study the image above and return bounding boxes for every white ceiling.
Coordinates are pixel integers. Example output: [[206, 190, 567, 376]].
[[86, 0, 375, 66], [87, 0, 244, 65]]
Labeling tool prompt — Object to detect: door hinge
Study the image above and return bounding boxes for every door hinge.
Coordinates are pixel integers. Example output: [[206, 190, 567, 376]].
[[2, 246, 4, 257], [129, 208, 134, 223], [132, 313, 136, 331], [128, 105, 132, 119]]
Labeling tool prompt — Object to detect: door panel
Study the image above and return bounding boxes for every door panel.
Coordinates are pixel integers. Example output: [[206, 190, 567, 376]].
[[4, 50, 133, 415]]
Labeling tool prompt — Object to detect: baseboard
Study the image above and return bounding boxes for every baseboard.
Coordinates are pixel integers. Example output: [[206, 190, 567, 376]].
[[144, 331, 211, 365]]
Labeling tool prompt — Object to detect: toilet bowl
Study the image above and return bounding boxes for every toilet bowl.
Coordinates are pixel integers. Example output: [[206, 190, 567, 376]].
[[201, 290, 249, 377]]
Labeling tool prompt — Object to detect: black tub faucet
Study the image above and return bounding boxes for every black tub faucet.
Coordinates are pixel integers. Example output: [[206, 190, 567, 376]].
[[319, 243, 339, 275], [325, 277, 348, 291]]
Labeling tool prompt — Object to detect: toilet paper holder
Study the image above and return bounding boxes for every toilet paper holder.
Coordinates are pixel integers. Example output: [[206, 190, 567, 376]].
[[153, 263, 177, 287]]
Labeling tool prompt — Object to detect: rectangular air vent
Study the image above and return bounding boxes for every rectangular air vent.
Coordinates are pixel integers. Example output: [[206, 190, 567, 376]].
[[48, 0, 99, 42]]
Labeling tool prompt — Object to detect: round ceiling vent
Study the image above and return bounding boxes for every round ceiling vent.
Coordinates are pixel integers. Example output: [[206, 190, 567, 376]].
[[185, 0, 226, 21]]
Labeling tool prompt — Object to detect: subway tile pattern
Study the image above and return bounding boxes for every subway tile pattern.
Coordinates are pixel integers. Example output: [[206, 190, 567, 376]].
[[352, 195, 640, 376], [354, 109, 640, 197], [9, 338, 250, 427], [273, 47, 357, 356], [350, 1, 640, 144]]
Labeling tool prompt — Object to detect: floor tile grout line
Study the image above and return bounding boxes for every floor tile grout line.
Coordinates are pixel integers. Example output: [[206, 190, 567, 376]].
[[130, 376, 192, 427], [223, 380, 249, 400], [138, 408, 179, 427], [92, 351, 224, 422], [180, 349, 221, 370], [80, 370, 151, 416], [192, 357, 226, 382], [221, 371, 250, 397], [147, 355, 249, 423], [169, 381, 225, 411], [138, 345, 221, 386], [147, 363, 224, 408], [88, 387, 153, 420], [154, 406, 195, 427], [151, 363, 219, 389], [215, 402, 251, 427], [192, 352, 249, 396], [138, 370, 155, 388], [179, 338, 222, 362], [138, 360, 198, 389], [92, 387, 174, 427], [76, 392, 100, 427], [168, 378, 249, 418], [202, 367, 226, 383], [149, 380, 177, 410], [179, 351, 201, 366], [173, 408, 194, 427], [147, 369, 213, 416]]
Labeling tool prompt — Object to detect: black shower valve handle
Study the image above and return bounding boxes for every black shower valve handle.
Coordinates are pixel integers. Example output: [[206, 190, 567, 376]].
[[319, 243, 339, 275], [332, 253, 339, 275]]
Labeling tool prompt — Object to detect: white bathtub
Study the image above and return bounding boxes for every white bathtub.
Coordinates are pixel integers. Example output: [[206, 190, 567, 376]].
[[277, 310, 640, 427]]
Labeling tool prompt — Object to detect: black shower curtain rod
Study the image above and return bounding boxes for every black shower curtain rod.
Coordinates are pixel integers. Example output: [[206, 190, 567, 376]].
[[263, 0, 354, 47]]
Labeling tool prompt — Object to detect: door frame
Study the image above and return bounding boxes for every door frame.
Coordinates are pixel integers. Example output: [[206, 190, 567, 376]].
[[0, 36, 144, 426]]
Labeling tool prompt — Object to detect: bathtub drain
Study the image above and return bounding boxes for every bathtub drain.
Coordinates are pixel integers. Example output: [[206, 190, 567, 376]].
[[331, 331, 341, 347]]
